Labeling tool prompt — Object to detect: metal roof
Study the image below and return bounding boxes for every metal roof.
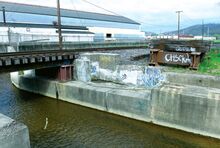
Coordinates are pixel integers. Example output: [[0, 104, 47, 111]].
[[0, 22, 89, 30], [56, 30, 94, 34], [0, 1, 140, 25]]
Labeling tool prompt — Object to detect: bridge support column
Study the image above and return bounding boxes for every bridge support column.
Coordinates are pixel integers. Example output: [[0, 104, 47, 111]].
[[35, 65, 73, 82]]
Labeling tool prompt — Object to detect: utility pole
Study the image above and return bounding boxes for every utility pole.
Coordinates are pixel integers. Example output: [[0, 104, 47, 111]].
[[207, 26, 210, 37], [202, 20, 204, 41], [2, 6, 10, 45], [176, 10, 183, 40], [2, 6, 6, 25], [57, 0, 62, 50]]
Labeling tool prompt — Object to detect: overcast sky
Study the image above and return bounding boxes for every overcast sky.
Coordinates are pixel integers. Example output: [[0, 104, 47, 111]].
[[1, 0, 220, 33]]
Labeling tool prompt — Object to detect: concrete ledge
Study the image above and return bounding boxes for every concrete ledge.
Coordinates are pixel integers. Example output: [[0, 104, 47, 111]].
[[166, 72, 220, 89], [0, 114, 30, 148]]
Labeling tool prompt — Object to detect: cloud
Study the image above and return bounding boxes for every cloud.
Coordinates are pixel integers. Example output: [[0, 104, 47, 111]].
[[1, 0, 220, 32]]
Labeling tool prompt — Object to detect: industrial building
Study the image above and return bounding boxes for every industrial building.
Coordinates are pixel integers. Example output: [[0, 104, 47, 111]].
[[0, 1, 145, 43]]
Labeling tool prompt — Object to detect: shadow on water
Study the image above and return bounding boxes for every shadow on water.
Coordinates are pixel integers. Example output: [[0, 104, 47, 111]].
[[0, 74, 220, 147]]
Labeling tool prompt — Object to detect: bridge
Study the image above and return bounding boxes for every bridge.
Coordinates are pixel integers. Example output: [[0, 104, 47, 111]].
[[0, 41, 149, 73]]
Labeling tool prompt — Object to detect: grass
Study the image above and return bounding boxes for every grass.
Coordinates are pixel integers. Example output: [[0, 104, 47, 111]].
[[214, 40, 220, 44], [198, 48, 220, 75]]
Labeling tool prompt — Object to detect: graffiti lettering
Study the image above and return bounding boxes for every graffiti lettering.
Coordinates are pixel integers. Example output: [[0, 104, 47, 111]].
[[165, 53, 191, 64], [175, 46, 196, 52]]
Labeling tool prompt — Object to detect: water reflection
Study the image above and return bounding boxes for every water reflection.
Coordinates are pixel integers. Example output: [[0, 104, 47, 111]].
[[0, 74, 220, 148]]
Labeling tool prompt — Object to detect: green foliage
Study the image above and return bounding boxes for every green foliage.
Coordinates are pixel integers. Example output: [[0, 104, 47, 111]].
[[199, 48, 220, 75], [213, 34, 220, 40], [214, 40, 220, 43], [213, 34, 220, 37]]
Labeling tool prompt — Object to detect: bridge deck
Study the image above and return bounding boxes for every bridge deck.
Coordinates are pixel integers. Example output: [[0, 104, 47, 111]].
[[0, 44, 148, 73]]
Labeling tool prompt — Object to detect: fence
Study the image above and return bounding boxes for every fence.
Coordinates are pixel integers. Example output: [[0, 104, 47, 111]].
[[0, 33, 149, 53]]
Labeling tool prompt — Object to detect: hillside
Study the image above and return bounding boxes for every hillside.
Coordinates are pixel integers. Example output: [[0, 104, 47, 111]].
[[165, 23, 220, 36]]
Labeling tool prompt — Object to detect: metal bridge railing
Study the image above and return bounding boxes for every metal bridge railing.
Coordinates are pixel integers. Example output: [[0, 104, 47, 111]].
[[0, 33, 149, 53]]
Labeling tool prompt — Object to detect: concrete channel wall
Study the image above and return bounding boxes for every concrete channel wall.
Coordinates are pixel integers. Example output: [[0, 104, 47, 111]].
[[166, 72, 220, 89], [0, 113, 30, 148], [10, 72, 220, 139]]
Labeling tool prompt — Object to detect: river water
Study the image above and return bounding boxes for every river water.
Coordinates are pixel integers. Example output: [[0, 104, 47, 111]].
[[0, 74, 220, 148]]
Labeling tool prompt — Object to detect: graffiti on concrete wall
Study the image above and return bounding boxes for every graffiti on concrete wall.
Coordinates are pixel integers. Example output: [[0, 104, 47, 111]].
[[91, 62, 99, 78], [141, 67, 166, 88], [165, 53, 191, 64], [77, 57, 165, 88]]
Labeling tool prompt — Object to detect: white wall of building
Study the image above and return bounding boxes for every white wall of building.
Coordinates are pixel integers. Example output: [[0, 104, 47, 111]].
[[0, 27, 94, 42], [89, 27, 144, 35], [0, 26, 145, 43], [89, 27, 145, 41]]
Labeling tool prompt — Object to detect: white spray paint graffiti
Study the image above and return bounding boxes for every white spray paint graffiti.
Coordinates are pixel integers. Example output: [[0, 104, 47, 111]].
[[175, 46, 196, 52], [165, 53, 191, 64]]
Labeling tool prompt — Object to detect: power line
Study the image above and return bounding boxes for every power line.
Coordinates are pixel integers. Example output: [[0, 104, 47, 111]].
[[70, 0, 85, 26], [80, 0, 121, 16], [79, 0, 143, 24], [69, 0, 93, 46]]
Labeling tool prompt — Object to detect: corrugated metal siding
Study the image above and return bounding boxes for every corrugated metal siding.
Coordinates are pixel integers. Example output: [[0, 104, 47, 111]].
[[0, 1, 139, 25]]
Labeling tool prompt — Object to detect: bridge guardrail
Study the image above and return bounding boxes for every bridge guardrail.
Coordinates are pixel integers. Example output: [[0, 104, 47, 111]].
[[17, 41, 149, 52]]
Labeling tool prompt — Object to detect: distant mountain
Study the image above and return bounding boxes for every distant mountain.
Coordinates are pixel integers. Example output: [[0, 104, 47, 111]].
[[165, 23, 220, 36]]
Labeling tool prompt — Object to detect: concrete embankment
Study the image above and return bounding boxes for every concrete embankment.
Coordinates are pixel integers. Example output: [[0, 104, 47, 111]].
[[10, 72, 220, 139], [166, 72, 220, 89], [0, 113, 30, 148]]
